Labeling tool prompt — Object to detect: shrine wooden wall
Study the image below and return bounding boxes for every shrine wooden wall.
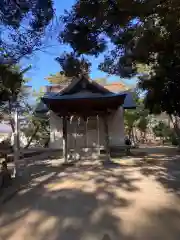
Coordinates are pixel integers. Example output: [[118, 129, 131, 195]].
[[49, 107, 125, 149]]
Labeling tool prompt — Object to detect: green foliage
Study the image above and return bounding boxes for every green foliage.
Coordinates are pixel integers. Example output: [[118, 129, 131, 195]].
[[124, 110, 139, 133], [0, 0, 54, 63], [152, 121, 172, 140], [22, 89, 50, 148], [46, 53, 91, 84], [152, 120, 179, 145], [170, 134, 179, 146], [56, 52, 91, 78], [0, 65, 24, 102], [0, 0, 54, 30], [60, 0, 180, 116], [46, 72, 71, 85], [137, 117, 148, 134], [0, 64, 32, 105], [0, 64, 32, 134], [32, 87, 45, 100], [124, 91, 149, 142], [22, 114, 49, 148], [22, 91, 49, 148]]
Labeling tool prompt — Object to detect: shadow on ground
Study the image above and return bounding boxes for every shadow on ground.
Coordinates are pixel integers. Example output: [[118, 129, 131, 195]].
[[0, 146, 180, 240], [109, 146, 180, 197], [132, 147, 180, 196], [0, 161, 136, 239]]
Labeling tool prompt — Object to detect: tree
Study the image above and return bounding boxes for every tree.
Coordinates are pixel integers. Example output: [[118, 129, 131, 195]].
[[45, 52, 92, 86], [136, 117, 148, 142], [0, 0, 54, 63], [152, 121, 172, 144], [59, 0, 180, 117], [0, 64, 31, 132], [124, 91, 150, 143], [124, 109, 139, 142], [0, 65, 23, 102], [136, 97, 150, 142], [0, 64, 33, 177], [46, 72, 71, 85], [56, 52, 91, 78], [22, 113, 50, 148], [21, 89, 50, 148], [0, 1, 55, 107]]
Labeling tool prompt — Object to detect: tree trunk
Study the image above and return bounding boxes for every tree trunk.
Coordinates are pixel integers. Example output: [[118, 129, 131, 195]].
[[128, 127, 132, 141], [131, 127, 136, 145], [8, 100, 15, 133], [13, 108, 20, 177], [169, 115, 180, 146], [134, 128, 139, 143], [63, 117, 68, 163], [24, 126, 39, 149], [9, 118, 15, 133], [97, 115, 100, 155], [143, 131, 146, 143], [44, 137, 50, 148]]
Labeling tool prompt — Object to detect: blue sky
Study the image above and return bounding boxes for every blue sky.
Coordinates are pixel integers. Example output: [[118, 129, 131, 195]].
[[24, 0, 137, 90]]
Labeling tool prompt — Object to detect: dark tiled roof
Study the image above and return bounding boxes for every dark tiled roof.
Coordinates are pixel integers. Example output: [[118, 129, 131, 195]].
[[35, 81, 136, 113]]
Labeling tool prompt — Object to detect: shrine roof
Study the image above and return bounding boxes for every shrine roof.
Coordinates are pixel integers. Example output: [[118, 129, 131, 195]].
[[35, 76, 136, 114], [42, 92, 126, 116]]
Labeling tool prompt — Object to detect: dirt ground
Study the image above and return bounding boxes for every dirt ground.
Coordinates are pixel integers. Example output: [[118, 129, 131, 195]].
[[0, 146, 180, 240]]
